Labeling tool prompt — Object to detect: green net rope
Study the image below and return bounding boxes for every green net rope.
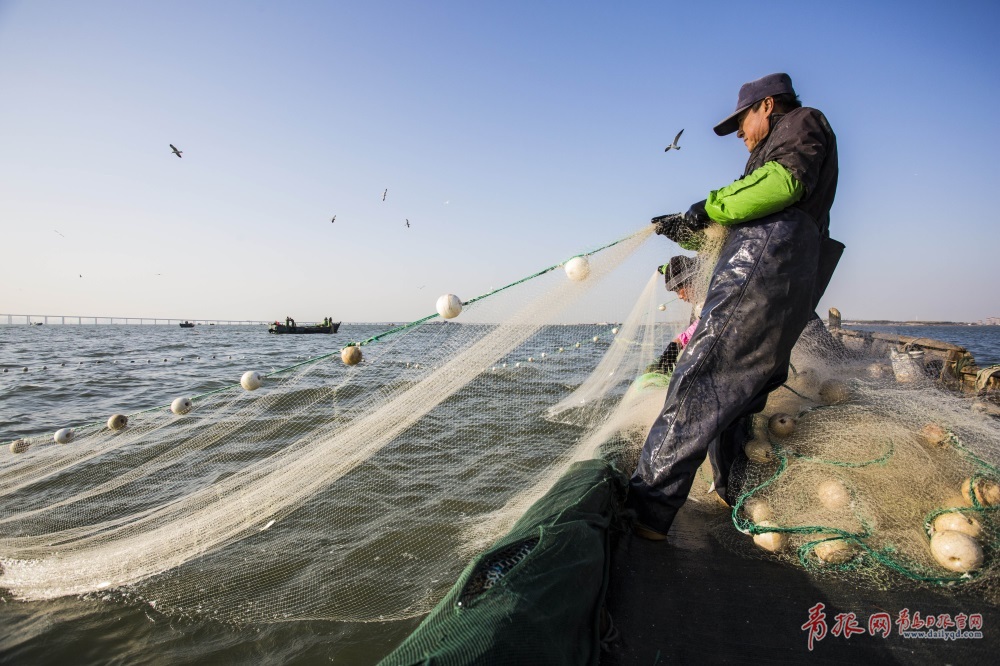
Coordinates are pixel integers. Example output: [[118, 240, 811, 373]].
[[729, 389, 999, 586], [7, 228, 645, 446]]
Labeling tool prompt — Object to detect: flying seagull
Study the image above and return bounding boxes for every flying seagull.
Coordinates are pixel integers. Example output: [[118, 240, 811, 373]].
[[405, 219, 410, 228], [331, 215, 336, 223], [664, 129, 684, 152], [382, 188, 388, 201], [169, 144, 183, 158], [54, 230, 65, 238]]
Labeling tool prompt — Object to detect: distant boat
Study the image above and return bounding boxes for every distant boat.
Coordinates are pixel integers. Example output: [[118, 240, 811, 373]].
[[268, 321, 341, 335], [179, 321, 195, 328], [30, 322, 43, 326]]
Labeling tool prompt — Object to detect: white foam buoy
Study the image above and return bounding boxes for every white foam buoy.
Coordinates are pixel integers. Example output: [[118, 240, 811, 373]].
[[817, 479, 850, 510], [768, 413, 796, 437], [436, 293, 463, 319], [818, 379, 850, 405], [575, 342, 581, 348], [541, 353, 546, 358], [658, 304, 666, 311], [743, 497, 774, 523], [564, 256, 590, 282], [930, 530, 983, 573], [558, 348, 564, 353], [528, 357, 534, 362], [931, 511, 982, 539], [241, 371, 264, 391], [918, 423, 950, 448], [612, 327, 619, 335], [752, 521, 787, 553], [814, 539, 856, 565], [341, 346, 362, 366], [10, 439, 29, 454], [54, 428, 75, 444], [171, 397, 193, 415], [744, 439, 775, 464], [961, 477, 1000, 507], [107, 414, 128, 431], [592, 336, 599, 343]]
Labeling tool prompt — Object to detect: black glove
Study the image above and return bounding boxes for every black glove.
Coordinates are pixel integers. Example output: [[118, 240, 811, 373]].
[[646, 341, 681, 374], [651, 200, 712, 246], [651, 213, 686, 240], [684, 200, 711, 231]]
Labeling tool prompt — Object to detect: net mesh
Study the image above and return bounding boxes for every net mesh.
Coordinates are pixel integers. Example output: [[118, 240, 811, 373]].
[[2, 224, 1000, 624], [718, 345, 1000, 590]]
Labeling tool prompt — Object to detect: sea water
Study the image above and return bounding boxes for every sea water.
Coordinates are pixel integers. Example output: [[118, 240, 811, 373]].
[[1, 323, 999, 664], [0, 322, 615, 665]]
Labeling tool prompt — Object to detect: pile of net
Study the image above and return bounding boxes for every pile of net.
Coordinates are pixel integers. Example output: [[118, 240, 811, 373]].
[[2, 224, 999, 624], [705, 340, 1000, 592]]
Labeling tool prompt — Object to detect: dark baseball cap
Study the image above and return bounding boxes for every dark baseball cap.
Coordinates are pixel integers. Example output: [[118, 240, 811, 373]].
[[713, 73, 796, 136], [658, 255, 697, 291]]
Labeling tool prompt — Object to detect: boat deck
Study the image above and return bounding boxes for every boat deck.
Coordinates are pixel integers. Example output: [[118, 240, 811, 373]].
[[602, 500, 997, 664]]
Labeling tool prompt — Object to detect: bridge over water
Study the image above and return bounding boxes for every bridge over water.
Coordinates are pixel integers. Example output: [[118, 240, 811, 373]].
[[0, 314, 270, 326]]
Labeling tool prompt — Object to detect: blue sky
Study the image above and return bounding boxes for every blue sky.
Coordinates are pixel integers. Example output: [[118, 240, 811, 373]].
[[1, 0, 998, 322]]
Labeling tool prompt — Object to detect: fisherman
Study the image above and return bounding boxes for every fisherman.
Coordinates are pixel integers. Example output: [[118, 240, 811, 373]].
[[649, 256, 701, 375], [629, 73, 840, 540]]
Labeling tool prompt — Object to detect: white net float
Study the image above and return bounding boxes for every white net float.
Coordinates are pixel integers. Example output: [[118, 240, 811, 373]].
[[171, 397, 193, 415], [342, 346, 363, 366], [931, 511, 982, 539], [817, 479, 850, 511], [752, 521, 787, 553], [241, 371, 264, 391], [564, 256, 590, 282], [930, 530, 983, 573], [436, 294, 463, 319]]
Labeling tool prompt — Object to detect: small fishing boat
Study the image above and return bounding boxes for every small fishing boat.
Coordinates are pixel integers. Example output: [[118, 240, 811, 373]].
[[179, 321, 195, 328], [268, 320, 341, 335]]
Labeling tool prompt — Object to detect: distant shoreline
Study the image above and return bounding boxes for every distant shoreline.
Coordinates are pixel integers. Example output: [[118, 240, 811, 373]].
[[842, 321, 998, 327]]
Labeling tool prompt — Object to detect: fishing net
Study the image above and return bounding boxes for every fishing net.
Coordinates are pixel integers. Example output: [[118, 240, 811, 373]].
[[713, 333, 1000, 592], [0, 226, 682, 622], [2, 223, 999, 626]]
